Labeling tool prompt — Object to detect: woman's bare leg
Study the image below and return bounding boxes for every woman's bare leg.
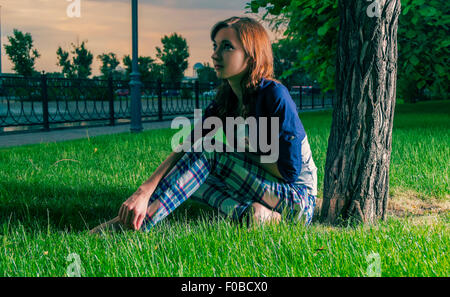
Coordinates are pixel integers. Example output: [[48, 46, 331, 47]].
[[89, 216, 126, 234], [89, 199, 162, 234], [146, 199, 161, 220]]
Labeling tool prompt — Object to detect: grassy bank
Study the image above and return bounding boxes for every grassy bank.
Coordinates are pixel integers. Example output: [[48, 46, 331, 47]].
[[0, 100, 448, 276]]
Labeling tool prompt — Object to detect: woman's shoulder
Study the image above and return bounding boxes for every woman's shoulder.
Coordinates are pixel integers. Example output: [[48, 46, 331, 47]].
[[258, 77, 295, 111], [258, 77, 289, 95]]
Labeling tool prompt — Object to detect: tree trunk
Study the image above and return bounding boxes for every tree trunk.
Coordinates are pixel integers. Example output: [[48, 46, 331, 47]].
[[320, 0, 401, 224]]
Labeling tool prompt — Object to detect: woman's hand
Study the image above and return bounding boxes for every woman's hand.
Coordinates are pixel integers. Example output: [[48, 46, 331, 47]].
[[118, 187, 153, 230]]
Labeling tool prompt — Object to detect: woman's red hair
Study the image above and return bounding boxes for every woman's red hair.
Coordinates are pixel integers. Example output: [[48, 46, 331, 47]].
[[210, 16, 278, 118]]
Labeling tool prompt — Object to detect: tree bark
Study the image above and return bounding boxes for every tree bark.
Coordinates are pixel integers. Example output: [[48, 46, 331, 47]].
[[320, 0, 401, 224]]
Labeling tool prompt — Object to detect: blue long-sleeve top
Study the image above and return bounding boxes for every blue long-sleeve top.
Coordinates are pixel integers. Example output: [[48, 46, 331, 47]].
[[188, 78, 307, 183]]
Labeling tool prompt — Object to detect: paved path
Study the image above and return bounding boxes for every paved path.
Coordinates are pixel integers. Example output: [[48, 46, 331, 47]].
[[0, 107, 331, 149], [0, 120, 178, 148]]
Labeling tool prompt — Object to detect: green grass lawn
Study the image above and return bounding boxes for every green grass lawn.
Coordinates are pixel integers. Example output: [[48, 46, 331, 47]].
[[0, 100, 448, 276]]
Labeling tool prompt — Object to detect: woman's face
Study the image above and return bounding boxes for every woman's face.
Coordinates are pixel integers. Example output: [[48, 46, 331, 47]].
[[211, 27, 250, 82]]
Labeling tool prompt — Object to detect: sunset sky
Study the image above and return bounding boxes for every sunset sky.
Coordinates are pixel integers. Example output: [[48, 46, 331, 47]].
[[0, 0, 281, 77]]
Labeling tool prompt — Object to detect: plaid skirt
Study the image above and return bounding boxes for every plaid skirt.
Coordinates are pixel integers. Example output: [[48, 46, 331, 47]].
[[141, 139, 316, 231]]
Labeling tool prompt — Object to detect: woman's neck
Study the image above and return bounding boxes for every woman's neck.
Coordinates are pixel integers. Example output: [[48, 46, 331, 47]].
[[228, 78, 243, 105]]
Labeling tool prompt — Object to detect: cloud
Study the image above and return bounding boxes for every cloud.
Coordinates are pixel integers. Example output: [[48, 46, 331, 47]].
[[86, 0, 251, 11], [0, 0, 277, 76]]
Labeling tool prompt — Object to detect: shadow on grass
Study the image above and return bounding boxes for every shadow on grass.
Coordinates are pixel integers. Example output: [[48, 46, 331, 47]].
[[0, 180, 220, 233]]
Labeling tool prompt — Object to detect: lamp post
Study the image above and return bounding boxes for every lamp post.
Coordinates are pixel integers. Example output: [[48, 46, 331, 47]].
[[0, 5, 3, 74], [130, 0, 142, 132]]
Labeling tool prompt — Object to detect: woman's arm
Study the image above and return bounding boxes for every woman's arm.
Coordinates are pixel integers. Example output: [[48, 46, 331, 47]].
[[131, 117, 208, 199], [138, 151, 184, 194], [118, 150, 185, 229]]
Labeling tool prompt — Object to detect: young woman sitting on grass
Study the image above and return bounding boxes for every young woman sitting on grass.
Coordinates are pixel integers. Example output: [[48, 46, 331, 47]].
[[90, 16, 318, 234]]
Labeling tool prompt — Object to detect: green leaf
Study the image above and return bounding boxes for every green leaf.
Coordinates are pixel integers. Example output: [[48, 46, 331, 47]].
[[419, 6, 437, 17], [326, 65, 334, 77], [402, 5, 411, 16], [440, 39, 450, 49], [249, 1, 260, 13], [317, 22, 330, 36], [280, 68, 294, 79], [317, 5, 327, 14], [303, 8, 313, 15], [317, 19, 334, 36], [405, 30, 416, 39], [410, 55, 419, 66], [434, 64, 445, 76], [417, 80, 426, 89]]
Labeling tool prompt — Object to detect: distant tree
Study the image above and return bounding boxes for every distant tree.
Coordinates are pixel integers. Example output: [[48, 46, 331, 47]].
[[272, 37, 312, 88], [156, 33, 189, 83], [56, 40, 93, 79], [114, 67, 128, 81], [4, 29, 40, 77], [97, 52, 120, 79], [56, 47, 74, 78], [122, 55, 162, 81], [72, 41, 93, 79], [197, 62, 219, 85], [149, 62, 164, 81]]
